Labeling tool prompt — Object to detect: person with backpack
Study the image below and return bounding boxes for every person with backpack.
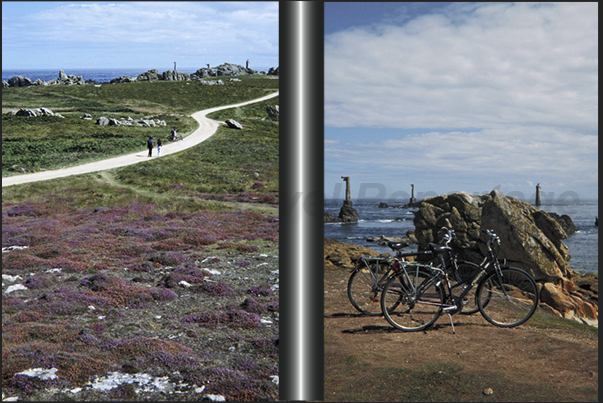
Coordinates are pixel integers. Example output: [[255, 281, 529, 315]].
[[147, 137, 154, 157], [157, 138, 162, 156]]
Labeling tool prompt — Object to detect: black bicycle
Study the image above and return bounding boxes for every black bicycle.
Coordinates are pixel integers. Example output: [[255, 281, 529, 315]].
[[347, 233, 479, 316], [380, 229, 539, 332], [347, 246, 432, 316]]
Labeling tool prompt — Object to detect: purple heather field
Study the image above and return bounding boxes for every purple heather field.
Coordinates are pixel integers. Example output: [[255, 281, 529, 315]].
[[2, 199, 280, 401]]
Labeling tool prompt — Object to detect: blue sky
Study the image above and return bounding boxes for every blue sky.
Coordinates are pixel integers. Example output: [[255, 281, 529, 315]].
[[2, 1, 278, 71], [324, 2, 598, 203]]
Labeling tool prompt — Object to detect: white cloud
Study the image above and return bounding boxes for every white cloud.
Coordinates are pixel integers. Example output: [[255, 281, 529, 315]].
[[2, 1, 278, 68], [324, 2, 598, 198], [325, 2, 597, 131]]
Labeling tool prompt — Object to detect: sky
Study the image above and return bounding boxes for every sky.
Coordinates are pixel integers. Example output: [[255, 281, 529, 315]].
[[1, 1, 279, 71], [324, 2, 598, 204]]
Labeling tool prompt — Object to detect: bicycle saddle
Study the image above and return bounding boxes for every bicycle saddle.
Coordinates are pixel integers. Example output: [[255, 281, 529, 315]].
[[387, 241, 408, 250], [427, 243, 452, 254]]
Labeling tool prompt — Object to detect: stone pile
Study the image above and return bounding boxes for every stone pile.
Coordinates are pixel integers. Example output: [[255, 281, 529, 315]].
[[94, 115, 167, 127], [14, 107, 64, 118]]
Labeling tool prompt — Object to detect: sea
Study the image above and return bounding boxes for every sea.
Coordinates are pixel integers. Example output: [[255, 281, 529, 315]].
[[324, 198, 599, 274], [2, 66, 274, 84]]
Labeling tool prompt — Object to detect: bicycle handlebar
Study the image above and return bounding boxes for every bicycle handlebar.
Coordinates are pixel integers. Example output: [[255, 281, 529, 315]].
[[438, 227, 455, 246], [482, 229, 501, 246]]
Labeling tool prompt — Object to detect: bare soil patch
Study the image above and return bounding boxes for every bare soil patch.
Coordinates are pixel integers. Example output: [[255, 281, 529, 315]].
[[324, 259, 598, 402]]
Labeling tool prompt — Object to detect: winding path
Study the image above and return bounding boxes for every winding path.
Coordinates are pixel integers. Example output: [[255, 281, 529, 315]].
[[2, 91, 279, 188]]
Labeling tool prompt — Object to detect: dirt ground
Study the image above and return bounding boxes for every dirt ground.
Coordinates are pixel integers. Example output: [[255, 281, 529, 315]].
[[323, 262, 598, 402]]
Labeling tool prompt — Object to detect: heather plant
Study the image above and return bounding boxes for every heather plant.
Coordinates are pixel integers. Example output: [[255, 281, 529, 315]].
[[149, 287, 178, 301], [239, 297, 266, 315], [247, 285, 274, 297], [197, 281, 233, 297], [148, 251, 188, 266], [24, 274, 55, 290], [157, 265, 206, 288], [2, 78, 279, 401]]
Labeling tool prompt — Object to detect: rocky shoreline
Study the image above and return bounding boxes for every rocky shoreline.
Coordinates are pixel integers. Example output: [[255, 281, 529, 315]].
[[2, 63, 279, 88], [325, 190, 598, 327]]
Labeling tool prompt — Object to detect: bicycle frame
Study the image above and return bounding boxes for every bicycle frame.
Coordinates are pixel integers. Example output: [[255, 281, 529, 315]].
[[351, 255, 395, 295], [398, 229, 506, 310]]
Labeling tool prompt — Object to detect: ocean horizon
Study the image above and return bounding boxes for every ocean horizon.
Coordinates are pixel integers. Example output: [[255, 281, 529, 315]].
[[2, 65, 276, 84]]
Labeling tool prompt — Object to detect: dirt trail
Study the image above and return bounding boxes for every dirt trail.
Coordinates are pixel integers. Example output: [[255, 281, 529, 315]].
[[2, 91, 279, 188], [324, 262, 598, 402]]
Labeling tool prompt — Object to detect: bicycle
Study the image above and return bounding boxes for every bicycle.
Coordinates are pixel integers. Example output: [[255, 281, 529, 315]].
[[427, 228, 482, 315], [347, 234, 479, 316], [347, 245, 433, 316], [169, 132, 183, 141], [380, 229, 539, 333]]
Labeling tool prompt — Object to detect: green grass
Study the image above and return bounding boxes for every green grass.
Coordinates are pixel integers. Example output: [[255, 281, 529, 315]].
[[524, 308, 599, 339], [2, 77, 278, 177]]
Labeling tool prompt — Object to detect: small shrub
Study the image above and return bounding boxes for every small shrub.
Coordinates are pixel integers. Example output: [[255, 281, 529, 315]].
[[247, 285, 273, 297], [150, 287, 178, 301], [149, 251, 188, 266], [197, 281, 232, 297], [240, 297, 266, 314]]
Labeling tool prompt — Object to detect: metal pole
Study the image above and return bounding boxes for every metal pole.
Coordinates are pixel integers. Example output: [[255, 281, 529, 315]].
[[280, 2, 324, 400]]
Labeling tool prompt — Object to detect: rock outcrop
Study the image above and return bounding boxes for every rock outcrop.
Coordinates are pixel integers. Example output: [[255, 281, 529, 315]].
[[325, 200, 359, 223], [4, 64, 278, 88], [413, 190, 597, 326], [265, 105, 279, 121], [95, 115, 167, 127], [7, 76, 33, 87], [324, 238, 384, 270], [191, 62, 256, 79], [14, 107, 64, 118], [225, 119, 243, 130]]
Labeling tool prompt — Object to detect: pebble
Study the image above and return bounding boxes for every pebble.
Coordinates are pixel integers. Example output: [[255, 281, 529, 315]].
[[483, 387, 494, 395]]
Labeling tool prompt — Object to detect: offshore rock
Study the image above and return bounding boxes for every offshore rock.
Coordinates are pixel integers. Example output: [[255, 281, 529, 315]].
[[338, 200, 359, 223], [324, 200, 360, 223]]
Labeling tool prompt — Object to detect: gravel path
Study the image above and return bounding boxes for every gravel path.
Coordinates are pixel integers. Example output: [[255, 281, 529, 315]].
[[2, 91, 279, 188]]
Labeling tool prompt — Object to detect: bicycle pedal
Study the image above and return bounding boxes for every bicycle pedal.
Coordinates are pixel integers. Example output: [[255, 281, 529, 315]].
[[369, 297, 378, 302]]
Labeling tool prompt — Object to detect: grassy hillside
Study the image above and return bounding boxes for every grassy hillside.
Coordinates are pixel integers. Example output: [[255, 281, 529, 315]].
[[2, 76, 278, 176], [2, 77, 280, 401]]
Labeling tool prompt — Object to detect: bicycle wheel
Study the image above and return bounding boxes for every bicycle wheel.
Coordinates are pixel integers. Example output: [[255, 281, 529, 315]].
[[453, 261, 481, 315], [477, 267, 539, 327], [347, 266, 383, 316], [381, 265, 444, 331]]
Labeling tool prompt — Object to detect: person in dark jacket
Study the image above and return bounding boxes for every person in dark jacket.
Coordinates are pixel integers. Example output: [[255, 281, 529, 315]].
[[147, 137, 154, 157]]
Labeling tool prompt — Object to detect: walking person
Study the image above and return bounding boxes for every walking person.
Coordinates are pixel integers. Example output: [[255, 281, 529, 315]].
[[171, 127, 178, 141], [157, 138, 162, 156], [147, 136, 154, 157]]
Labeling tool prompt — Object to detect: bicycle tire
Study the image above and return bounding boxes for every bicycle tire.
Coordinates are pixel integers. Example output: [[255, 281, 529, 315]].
[[477, 267, 539, 327], [347, 266, 383, 316], [380, 265, 444, 331]]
